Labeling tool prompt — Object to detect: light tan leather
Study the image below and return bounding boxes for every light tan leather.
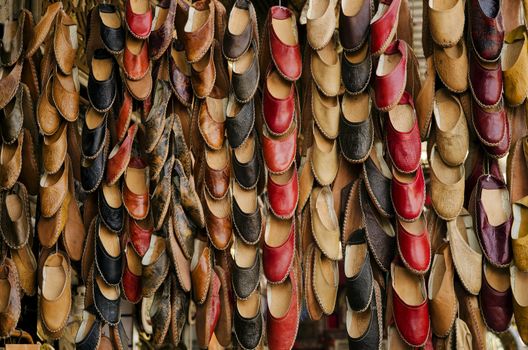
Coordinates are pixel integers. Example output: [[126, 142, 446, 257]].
[[342, 179, 363, 242], [39, 155, 69, 218], [511, 265, 528, 344], [310, 186, 342, 260], [428, 0, 464, 47], [503, 26, 528, 107], [312, 247, 338, 315], [26, 2, 63, 57], [311, 83, 340, 140], [40, 251, 71, 333], [11, 245, 36, 296], [306, 0, 337, 50], [0, 132, 23, 191], [310, 126, 339, 186], [37, 76, 61, 136], [64, 166, 85, 262], [507, 137, 528, 203], [428, 245, 457, 337], [297, 160, 315, 214], [512, 196, 528, 271], [429, 144, 464, 221], [433, 39, 468, 93], [42, 121, 67, 175], [37, 191, 70, 248], [303, 243, 323, 320], [54, 10, 78, 76], [416, 56, 436, 139], [447, 209, 482, 295], [433, 89, 468, 166], [52, 69, 79, 122], [310, 38, 341, 97], [454, 318, 473, 349], [0, 61, 23, 111]]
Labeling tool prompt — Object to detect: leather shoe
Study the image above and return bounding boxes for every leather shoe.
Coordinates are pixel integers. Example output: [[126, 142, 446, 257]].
[[480, 263, 513, 333], [396, 214, 431, 274], [0, 258, 21, 337]]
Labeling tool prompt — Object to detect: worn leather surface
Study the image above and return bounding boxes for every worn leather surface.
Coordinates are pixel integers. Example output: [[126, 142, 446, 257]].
[[469, 54, 503, 107], [169, 40, 193, 106], [0, 258, 21, 337], [191, 244, 211, 304], [268, 6, 302, 81], [1, 85, 24, 145], [392, 262, 431, 347], [129, 216, 152, 257], [204, 159, 230, 200], [434, 92, 468, 166], [11, 244, 36, 296], [42, 122, 67, 175], [263, 68, 295, 136], [342, 45, 372, 95], [310, 186, 341, 260], [433, 40, 468, 93], [40, 155, 68, 218], [81, 135, 107, 193], [149, 0, 176, 60], [370, 0, 401, 55], [429, 245, 457, 337], [166, 217, 192, 292], [124, 38, 149, 81], [397, 216, 431, 274], [141, 235, 169, 297], [472, 98, 506, 146], [310, 130, 339, 186], [0, 12, 25, 67], [121, 247, 142, 303], [447, 210, 482, 295], [391, 167, 425, 222], [148, 117, 171, 181], [306, 0, 336, 50], [232, 136, 261, 190], [311, 39, 341, 97], [232, 252, 260, 300], [81, 111, 107, 160], [345, 229, 373, 312], [198, 97, 225, 150], [428, 0, 464, 47], [312, 84, 339, 139], [54, 10, 77, 75], [226, 98, 254, 148], [0, 182, 29, 250], [339, 110, 373, 164], [151, 279, 171, 345], [169, 275, 189, 344], [203, 195, 232, 251], [469, 0, 504, 62], [98, 188, 124, 234], [359, 181, 396, 272], [173, 159, 205, 229], [125, 0, 152, 39], [122, 157, 150, 220], [375, 40, 407, 111], [37, 191, 70, 248], [95, 225, 123, 286], [472, 174, 513, 267], [267, 167, 298, 219], [223, 0, 255, 60], [234, 293, 263, 349], [98, 4, 125, 53], [195, 269, 220, 348], [40, 251, 72, 332], [386, 93, 421, 173], [183, 0, 214, 63], [346, 282, 382, 349], [482, 114, 510, 159], [339, 0, 371, 52], [232, 43, 259, 103], [362, 155, 394, 218], [151, 159, 173, 231], [52, 68, 79, 121], [262, 125, 297, 174], [232, 195, 262, 245], [75, 307, 102, 350], [93, 273, 120, 325], [0, 60, 23, 111], [88, 49, 117, 113], [430, 149, 464, 220], [263, 218, 295, 283], [480, 265, 513, 333], [503, 26, 528, 106]]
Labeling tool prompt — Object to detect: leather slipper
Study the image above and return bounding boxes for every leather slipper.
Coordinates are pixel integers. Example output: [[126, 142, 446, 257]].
[[141, 234, 169, 297], [0, 85, 23, 145], [190, 239, 212, 304], [167, 217, 191, 293], [0, 258, 21, 338], [37, 76, 60, 136], [232, 238, 260, 300], [42, 121, 67, 175], [52, 68, 80, 122], [54, 10, 78, 76], [0, 182, 30, 249], [150, 279, 171, 345], [122, 242, 142, 304], [203, 189, 233, 251], [310, 186, 342, 260], [234, 290, 263, 349], [39, 154, 69, 218], [0, 129, 23, 191]]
